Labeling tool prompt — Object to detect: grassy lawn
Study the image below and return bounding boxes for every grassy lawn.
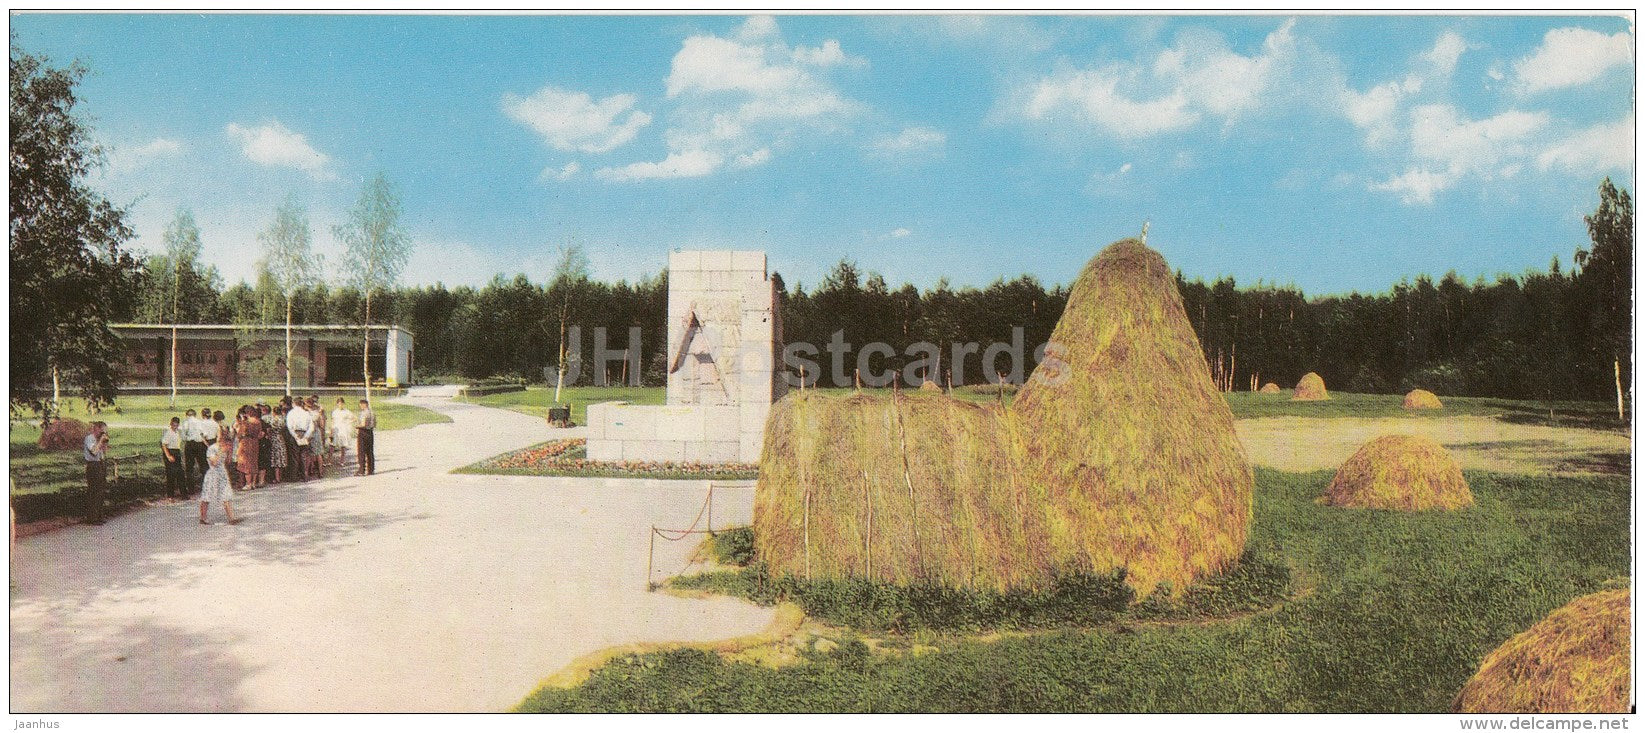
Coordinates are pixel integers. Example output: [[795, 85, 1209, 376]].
[[517, 466, 1628, 712], [9, 398, 447, 502], [9, 425, 164, 497], [24, 392, 450, 432], [460, 385, 665, 426], [1223, 391, 1625, 430]]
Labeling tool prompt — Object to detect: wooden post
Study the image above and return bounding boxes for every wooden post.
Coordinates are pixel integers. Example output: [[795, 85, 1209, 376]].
[[646, 527, 656, 591], [863, 470, 873, 578], [1616, 359, 1625, 421], [802, 487, 812, 580]]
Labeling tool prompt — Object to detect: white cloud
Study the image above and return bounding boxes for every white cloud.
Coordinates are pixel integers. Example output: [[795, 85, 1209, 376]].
[[104, 137, 183, 174], [792, 39, 868, 69], [224, 121, 333, 179], [595, 150, 723, 182], [1020, 19, 1295, 138], [734, 148, 772, 168], [889, 227, 911, 238], [1340, 31, 1470, 147], [1118, 162, 1133, 174], [609, 16, 863, 181], [542, 161, 581, 181], [1514, 27, 1633, 93], [869, 126, 947, 159], [1408, 104, 1548, 173], [1368, 104, 1549, 204], [1369, 168, 1453, 205], [1421, 31, 1468, 78], [1537, 117, 1634, 174], [502, 85, 651, 154]]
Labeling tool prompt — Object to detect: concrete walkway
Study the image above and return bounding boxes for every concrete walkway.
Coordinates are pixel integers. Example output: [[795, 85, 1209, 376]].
[[9, 393, 774, 712]]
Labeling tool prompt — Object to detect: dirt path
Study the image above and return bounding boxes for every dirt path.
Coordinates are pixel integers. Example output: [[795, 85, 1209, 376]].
[[1236, 415, 1630, 475], [9, 392, 773, 712]]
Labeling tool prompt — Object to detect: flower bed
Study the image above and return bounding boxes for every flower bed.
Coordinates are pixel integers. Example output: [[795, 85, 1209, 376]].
[[458, 439, 759, 480]]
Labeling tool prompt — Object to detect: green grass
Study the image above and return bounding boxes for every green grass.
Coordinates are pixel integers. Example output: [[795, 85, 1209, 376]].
[[459, 385, 665, 426], [9, 398, 447, 501], [9, 425, 164, 497], [24, 392, 451, 432], [517, 467, 1629, 712], [1223, 391, 1624, 430], [491, 385, 1622, 434]]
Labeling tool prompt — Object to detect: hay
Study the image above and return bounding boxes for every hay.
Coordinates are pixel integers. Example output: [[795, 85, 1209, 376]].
[[919, 380, 941, 392], [1403, 388, 1443, 409], [1454, 588, 1631, 713], [1291, 372, 1329, 401], [1320, 434, 1473, 511], [755, 238, 1253, 595], [1259, 382, 1281, 394], [36, 418, 90, 451]]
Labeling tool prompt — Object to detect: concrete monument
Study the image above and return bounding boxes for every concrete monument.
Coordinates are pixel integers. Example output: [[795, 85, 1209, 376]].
[[585, 250, 783, 464]]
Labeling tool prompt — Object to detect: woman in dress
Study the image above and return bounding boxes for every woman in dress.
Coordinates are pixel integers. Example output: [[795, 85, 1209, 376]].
[[236, 405, 262, 489], [329, 397, 356, 467], [265, 402, 288, 484], [256, 404, 273, 484], [308, 396, 327, 477], [198, 437, 240, 525]]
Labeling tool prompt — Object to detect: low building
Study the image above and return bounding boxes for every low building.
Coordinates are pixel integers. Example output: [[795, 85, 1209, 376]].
[[110, 323, 413, 393]]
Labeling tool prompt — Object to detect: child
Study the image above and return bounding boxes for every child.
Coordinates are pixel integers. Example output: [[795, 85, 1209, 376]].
[[199, 438, 241, 525]]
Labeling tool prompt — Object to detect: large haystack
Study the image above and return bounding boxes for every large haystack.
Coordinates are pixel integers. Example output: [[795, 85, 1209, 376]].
[[1291, 372, 1329, 401], [1454, 588, 1631, 713], [1403, 388, 1442, 409], [919, 379, 941, 392], [1011, 238, 1252, 594], [1259, 382, 1281, 394], [1320, 434, 1473, 511], [755, 238, 1253, 595], [754, 391, 1033, 589], [36, 418, 89, 451]]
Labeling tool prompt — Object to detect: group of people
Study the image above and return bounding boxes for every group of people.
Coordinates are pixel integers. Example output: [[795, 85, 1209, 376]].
[[84, 396, 378, 526]]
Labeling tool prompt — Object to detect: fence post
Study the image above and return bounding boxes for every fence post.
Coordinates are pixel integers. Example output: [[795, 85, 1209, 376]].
[[646, 527, 656, 591]]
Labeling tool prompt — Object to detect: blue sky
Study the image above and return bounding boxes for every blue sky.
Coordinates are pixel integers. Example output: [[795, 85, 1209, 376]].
[[11, 13, 1635, 295]]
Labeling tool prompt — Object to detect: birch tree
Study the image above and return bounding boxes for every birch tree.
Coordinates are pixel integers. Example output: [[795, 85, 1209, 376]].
[[335, 173, 411, 401], [156, 208, 204, 407], [258, 195, 321, 396]]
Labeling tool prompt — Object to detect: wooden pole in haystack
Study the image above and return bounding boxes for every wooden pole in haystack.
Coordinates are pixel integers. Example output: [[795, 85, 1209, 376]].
[[862, 470, 873, 578], [1616, 360, 1625, 421]]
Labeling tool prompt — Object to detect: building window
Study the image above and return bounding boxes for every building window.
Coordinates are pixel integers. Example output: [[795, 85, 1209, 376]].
[[208, 354, 217, 365]]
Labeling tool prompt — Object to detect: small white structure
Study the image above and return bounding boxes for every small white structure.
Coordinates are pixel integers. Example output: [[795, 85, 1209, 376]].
[[585, 250, 783, 464]]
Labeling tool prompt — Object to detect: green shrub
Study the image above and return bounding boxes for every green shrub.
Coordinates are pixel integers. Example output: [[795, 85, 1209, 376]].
[[708, 527, 756, 566]]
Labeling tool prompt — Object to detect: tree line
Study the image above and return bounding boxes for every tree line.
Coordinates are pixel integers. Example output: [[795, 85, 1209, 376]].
[[102, 176, 1631, 408], [11, 46, 1633, 415]]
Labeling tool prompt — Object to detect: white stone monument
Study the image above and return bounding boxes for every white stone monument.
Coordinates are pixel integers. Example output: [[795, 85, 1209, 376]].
[[585, 250, 783, 464]]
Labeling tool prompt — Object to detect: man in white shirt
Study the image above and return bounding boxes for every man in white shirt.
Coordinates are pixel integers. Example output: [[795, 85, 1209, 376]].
[[181, 408, 209, 494], [161, 417, 184, 498], [286, 400, 316, 480]]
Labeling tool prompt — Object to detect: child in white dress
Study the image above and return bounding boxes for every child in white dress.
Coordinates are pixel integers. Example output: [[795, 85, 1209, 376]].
[[330, 398, 356, 466], [199, 439, 240, 525]]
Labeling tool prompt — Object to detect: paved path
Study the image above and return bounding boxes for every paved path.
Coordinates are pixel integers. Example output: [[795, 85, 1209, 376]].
[[10, 392, 774, 712]]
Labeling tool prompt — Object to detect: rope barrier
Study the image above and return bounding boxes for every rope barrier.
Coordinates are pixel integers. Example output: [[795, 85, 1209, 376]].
[[644, 480, 749, 589]]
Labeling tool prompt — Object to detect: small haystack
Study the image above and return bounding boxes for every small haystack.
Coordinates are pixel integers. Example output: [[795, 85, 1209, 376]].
[[36, 418, 90, 451], [1454, 588, 1631, 713], [1292, 372, 1329, 401], [756, 238, 1253, 595], [919, 379, 941, 392], [1403, 388, 1443, 410], [1320, 434, 1473, 511], [1259, 382, 1281, 394]]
